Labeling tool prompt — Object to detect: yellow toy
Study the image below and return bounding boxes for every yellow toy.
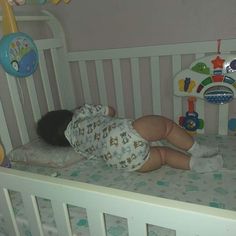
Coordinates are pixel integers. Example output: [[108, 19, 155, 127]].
[[0, 144, 11, 168]]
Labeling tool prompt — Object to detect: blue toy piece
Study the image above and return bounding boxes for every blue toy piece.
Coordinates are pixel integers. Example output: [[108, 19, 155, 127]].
[[179, 111, 204, 132], [0, 32, 38, 78], [228, 118, 236, 132]]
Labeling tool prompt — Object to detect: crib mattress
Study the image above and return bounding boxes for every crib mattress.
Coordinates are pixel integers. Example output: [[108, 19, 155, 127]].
[[1, 134, 236, 236]]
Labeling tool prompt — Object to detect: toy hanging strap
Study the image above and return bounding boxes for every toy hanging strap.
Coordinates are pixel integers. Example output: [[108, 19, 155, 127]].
[[188, 96, 196, 113], [217, 39, 221, 54]]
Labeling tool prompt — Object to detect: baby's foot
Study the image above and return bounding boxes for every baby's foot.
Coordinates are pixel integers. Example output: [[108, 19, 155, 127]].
[[189, 154, 223, 173], [188, 142, 219, 158]]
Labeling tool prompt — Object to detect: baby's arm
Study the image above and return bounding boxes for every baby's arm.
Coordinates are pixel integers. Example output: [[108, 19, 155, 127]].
[[108, 106, 116, 117], [75, 104, 115, 118]]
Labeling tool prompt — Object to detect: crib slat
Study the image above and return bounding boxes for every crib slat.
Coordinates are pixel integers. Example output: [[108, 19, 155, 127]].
[[131, 58, 142, 118], [195, 53, 205, 134], [79, 61, 92, 104], [176, 230, 195, 236], [51, 47, 66, 107], [195, 98, 205, 134], [128, 219, 147, 236], [0, 101, 12, 154], [38, 50, 55, 111], [21, 194, 44, 236], [112, 59, 125, 117], [150, 56, 161, 115], [6, 74, 29, 145], [86, 209, 107, 236], [51, 201, 73, 236], [26, 75, 41, 123], [172, 55, 182, 122], [218, 104, 229, 135], [51, 47, 76, 109], [95, 60, 108, 105], [0, 188, 20, 236]]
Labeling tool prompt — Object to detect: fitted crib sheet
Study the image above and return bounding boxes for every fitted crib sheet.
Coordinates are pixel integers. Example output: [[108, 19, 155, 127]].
[[1, 134, 236, 236]]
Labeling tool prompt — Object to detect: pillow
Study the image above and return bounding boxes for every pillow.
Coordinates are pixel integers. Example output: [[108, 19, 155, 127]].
[[7, 139, 82, 168]]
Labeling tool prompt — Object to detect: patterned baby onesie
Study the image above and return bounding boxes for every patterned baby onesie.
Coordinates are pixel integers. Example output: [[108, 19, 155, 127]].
[[65, 104, 150, 171]]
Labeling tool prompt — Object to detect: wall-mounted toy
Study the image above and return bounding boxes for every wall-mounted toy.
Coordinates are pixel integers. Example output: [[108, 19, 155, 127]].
[[0, 0, 38, 77], [179, 96, 204, 133], [174, 54, 236, 104]]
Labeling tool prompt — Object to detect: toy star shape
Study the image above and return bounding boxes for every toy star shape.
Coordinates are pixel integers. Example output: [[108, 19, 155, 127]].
[[211, 56, 225, 69]]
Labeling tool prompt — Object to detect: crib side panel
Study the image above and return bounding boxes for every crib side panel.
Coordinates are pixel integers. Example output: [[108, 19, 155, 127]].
[[0, 168, 236, 236], [67, 39, 236, 135]]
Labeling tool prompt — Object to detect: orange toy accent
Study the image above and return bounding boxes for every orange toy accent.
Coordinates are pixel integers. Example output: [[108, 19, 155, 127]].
[[188, 96, 196, 113], [0, 144, 4, 165]]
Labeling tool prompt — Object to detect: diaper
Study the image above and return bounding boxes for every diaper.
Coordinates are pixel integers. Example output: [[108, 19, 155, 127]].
[[101, 120, 150, 171]]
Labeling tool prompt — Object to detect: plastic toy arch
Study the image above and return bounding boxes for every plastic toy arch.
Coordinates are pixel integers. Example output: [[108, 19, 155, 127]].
[[174, 54, 236, 105]]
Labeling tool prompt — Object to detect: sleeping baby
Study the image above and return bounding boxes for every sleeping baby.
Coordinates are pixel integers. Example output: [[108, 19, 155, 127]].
[[37, 104, 223, 173]]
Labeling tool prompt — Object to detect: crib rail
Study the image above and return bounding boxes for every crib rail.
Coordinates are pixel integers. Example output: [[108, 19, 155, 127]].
[[0, 167, 236, 236]]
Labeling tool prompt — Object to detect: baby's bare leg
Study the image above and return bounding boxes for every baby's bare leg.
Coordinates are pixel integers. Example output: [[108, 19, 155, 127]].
[[138, 146, 190, 172], [133, 115, 223, 173], [133, 115, 194, 150], [138, 146, 223, 173]]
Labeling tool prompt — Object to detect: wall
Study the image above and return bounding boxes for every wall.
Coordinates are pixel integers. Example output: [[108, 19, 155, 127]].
[[44, 0, 236, 51]]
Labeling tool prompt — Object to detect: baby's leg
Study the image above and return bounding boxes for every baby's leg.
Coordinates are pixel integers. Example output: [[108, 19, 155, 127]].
[[138, 146, 223, 173], [138, 146, 190, 172], [133, 115, 218, 157]]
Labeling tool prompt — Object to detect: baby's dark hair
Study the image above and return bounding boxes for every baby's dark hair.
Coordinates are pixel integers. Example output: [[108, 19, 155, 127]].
[[37, 110, 73, 146]]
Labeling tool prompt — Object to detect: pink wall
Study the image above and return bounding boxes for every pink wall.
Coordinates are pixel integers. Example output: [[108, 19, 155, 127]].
[[44, 0, 236, 51]]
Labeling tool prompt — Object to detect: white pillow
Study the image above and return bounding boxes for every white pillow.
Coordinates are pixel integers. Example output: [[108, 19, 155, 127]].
[[7, 139, 82, 168]]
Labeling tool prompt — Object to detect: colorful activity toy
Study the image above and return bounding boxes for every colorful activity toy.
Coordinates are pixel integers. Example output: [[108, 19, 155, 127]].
[[0, 0, 38, 77], [174, 54, 236, 105]]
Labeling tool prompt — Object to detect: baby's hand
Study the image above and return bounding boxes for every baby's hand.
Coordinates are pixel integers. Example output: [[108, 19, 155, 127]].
[[108, 106, 116, 117]]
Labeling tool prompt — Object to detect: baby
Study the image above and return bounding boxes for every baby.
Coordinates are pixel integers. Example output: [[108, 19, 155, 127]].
[[37, 104, 223, 173]]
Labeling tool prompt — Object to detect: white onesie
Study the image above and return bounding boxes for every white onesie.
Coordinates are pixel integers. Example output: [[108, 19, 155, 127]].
[[64, 104, 150, 171]]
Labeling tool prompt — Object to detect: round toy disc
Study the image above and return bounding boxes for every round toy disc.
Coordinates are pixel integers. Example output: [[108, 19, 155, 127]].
[[0, 32, 38, 77]]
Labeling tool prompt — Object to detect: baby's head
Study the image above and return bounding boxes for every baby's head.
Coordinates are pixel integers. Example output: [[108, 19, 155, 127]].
[[37, 110, 73, 146]]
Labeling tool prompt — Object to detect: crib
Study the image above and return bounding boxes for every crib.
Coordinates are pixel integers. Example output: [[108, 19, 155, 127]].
[[0, 10, 236, 236]]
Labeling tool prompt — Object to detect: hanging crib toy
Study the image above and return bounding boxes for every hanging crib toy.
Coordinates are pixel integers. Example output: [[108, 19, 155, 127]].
[[0, 0, 38, 77]]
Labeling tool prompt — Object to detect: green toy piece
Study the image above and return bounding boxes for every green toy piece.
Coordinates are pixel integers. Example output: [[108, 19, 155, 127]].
[[191, 62, 210, 75]]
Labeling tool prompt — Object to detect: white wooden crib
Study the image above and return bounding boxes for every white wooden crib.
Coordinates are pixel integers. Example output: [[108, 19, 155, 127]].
[[0, 10, 236, 236]]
